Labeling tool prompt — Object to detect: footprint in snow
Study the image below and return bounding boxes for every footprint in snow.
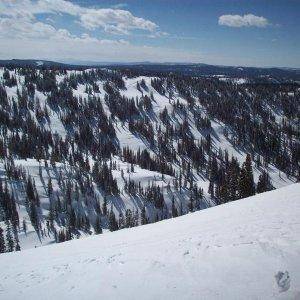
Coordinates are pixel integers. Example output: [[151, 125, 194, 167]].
[[275, 271, 290, 292]]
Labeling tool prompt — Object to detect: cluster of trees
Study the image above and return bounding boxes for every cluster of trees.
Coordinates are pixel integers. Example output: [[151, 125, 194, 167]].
[[92, 161, 119, 195], [208, 154, 273, 205], [122, 147, 174, 176], [0, 179, 20, 253], [2, 70, 17, 87]]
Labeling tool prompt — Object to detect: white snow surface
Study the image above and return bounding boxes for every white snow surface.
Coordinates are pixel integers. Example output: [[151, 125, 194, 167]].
[[0, 183, 300, 300]]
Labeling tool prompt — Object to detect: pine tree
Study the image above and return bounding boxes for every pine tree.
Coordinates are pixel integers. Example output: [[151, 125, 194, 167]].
[[208, 180, 214, 198], [188, 195, 194, 212], [108, 209, 118, 232], [94, 216, 102, 234], [134, 210, 139, 226], [0, 226, 5, 253], [219, 183, 229, 204], [15, 241, 21, 251], [257, 171, 273, 193], [102, 196, 108, 216], [228, 160, 239, 201], [238, 167, 247, 199], [118, 212, 125, 229], [47, 177, 53, 197], [68, 208, 76, 231], [141, 206, 148, 225], [125, 209, 133, 228], [5, 221, 14, 252], [244, 154, 255, 197], [12, 221, 20, 252], [171, 197, 178, 218], [26, 177, 35, 203], [29, 202, 39, 236], [239, 154, 255, 198]]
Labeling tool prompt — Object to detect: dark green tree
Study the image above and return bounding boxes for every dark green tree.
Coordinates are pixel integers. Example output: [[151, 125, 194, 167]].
[[94, 216, 102, 234], [0, 226, 5, 253], [108, 210, 118, 232]]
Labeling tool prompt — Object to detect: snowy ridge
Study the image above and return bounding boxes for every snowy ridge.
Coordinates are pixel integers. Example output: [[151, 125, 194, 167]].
[[0, 184, 300, 299]]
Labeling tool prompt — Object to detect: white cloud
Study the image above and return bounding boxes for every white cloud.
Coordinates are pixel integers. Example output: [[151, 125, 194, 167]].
[[147, 31, 169, 38], [0, 0, 200, 62], [218, 14, 269, 28], [78, 9, 157, 33], [0, 17, 65, 39], [0, 0, 158, 34]]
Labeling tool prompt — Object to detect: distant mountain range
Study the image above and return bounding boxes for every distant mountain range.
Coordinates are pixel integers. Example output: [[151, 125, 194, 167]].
[[1, 59, 300, 82]]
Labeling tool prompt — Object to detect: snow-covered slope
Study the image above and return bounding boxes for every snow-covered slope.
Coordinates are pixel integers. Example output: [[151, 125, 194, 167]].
[[0, 183, 299, 300], [0, 67, 298, 251]]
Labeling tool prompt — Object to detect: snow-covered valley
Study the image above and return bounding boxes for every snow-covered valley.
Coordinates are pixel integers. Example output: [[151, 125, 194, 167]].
[[0, 184, 299, 299]]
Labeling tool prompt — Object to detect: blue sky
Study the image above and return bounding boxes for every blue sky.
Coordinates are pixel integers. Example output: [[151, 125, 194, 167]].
[[0, 0, 299, 67]]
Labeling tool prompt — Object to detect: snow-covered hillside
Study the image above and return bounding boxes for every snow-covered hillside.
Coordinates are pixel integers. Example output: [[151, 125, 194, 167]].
[[0, 67, 298, 252], [0, 184, 299, 299]]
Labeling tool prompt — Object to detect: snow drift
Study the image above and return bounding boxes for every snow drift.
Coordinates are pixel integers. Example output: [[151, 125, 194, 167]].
[[0, 183, 299, 299]]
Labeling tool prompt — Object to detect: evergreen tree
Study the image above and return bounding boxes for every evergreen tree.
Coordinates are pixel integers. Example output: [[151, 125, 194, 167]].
[[47, 177, 53, 196], [15, 241, 21, 251], [125, 209, 133, 228], [238, 168, 247, 199], [29, 202, 39, 236], [94, 216, 102, 234], [244, 154, 255, 196], [0, 226, 5, 253], [257, 171, 273, 193], [171, 197, 178, 217], [188, 195, 194, 212], [22, 219, 27, 235], [5, 221, 14, 252], [102, 196, 108, 216], [208, 180, 214, 198], [26, 177, 35, 203], [239, 154, 255, 198], [108, 209, 118, 232], [141, 206, 148, 225], [118, 212, 125, 229]]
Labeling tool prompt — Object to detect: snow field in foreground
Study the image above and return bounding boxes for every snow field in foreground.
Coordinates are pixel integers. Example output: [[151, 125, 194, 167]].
[[0, 183, 299, 299]]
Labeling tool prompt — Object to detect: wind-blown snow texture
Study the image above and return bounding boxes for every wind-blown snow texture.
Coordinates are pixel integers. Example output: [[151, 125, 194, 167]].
[[0, 184, 299, 299]]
